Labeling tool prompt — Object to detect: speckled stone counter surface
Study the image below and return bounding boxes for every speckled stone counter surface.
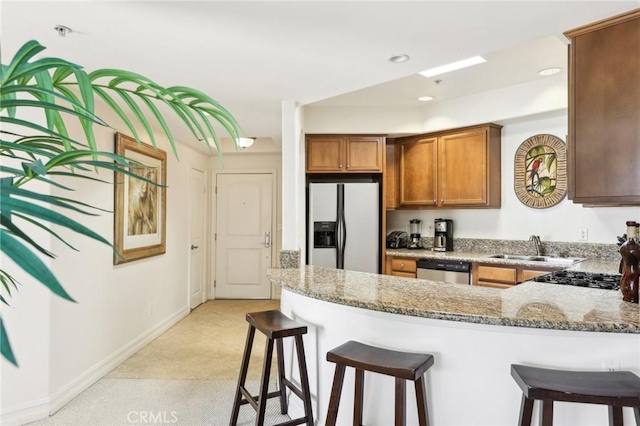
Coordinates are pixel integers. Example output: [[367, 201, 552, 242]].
[[386, 248, 621, 274], [267, 266, 640, 333]]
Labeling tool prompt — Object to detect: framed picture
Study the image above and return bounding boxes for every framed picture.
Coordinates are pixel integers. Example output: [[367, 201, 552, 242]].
[[114, 133, 167, 264], [514, 134, 567, 209]]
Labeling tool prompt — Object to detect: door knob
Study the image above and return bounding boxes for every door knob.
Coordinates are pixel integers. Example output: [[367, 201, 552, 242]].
[[191, 245, 199, 250]]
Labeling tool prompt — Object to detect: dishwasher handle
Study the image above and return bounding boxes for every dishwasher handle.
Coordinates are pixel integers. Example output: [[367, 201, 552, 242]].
[[416, 259, 471, 273]]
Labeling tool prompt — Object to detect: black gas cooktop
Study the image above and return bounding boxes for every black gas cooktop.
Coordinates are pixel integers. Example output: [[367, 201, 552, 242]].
[[533, 270, 621, 290]]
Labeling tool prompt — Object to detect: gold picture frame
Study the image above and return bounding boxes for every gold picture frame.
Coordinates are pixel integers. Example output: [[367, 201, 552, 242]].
[[514, 134, 567, 209], [114, 133, 167, 264]]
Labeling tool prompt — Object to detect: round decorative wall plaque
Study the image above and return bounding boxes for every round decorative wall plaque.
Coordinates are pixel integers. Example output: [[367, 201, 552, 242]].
[[514, 134, 567, 209]]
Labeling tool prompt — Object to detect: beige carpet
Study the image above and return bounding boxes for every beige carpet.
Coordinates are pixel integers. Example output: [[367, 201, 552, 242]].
[[29, 379, 291, 425], [107, 299, 281, 380], [30, 300, 294, 425]]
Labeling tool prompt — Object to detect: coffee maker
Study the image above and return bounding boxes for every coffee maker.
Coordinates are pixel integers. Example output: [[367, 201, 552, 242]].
[[408, 219, 423, 249], [434, 218, 453, 251]]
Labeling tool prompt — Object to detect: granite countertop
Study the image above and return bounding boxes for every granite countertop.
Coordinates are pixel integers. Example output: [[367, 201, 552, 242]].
[[268, 265, 640, 333], [386, 248, 620, 274]]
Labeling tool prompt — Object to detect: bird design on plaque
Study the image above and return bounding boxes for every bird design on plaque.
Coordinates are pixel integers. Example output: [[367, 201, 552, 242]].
[[514, 134, 567, 209]]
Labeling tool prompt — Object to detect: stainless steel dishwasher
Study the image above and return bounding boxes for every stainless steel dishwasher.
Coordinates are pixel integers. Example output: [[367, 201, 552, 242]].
[[416, 259, 471, 284]]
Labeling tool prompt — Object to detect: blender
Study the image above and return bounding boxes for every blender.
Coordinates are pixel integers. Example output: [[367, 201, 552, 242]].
[[408, 219, 423, 249]]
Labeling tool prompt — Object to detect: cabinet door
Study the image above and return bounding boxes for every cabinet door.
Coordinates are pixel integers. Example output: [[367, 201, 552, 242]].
[[475, 265, 517, 285], [399, 137, 437, 206], [385, 143, 399, 209], [519, 268, 558, 282], [438, 129, 488, 206], [567, 12, 640, 204], [306, 137, 344, 172], [345, 137, 383, 172]]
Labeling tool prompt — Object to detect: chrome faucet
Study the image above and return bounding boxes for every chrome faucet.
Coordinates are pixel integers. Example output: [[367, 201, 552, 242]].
[[529, 235, 543, 256]]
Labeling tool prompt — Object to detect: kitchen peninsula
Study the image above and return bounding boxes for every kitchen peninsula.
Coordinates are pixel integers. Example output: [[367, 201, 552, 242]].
[[267, 266, 640, 425]]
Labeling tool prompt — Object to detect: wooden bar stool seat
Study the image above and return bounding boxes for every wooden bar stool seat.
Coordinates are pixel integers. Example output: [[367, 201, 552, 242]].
[[326, 340, 434, 426], [230, 310, 314, 426], [511, 364, 640, 426]]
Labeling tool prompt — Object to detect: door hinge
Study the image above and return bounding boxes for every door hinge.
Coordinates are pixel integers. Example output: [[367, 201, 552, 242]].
[[214, 280, 216, 288], [202, 185, 206, 194], [214, 233, 217, 241], [215, 186, 217, 194]]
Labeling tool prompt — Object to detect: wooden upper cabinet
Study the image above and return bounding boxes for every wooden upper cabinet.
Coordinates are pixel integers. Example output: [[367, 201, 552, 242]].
[[399, 137, 438, 206], [565, 9, 640, 205], [306, 136, 344, 172], [439, 126, 501, 207], [395, 124, 501, 208], [385, 142, 399, 209], [345, 136, 384, 172], [306, 135, 384, 173]]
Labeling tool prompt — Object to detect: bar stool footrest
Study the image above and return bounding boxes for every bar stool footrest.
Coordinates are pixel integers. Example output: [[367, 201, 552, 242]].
[[275, 417, 310, 426], [282, 377, 305, 400], [238, 386, 282, 409]]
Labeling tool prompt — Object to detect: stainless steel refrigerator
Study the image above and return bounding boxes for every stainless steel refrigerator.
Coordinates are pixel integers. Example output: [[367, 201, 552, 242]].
[[308, 182, 379, 273]]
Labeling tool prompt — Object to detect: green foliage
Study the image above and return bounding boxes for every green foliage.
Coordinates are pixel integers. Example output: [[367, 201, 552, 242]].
[[0, 40, 242, 366]]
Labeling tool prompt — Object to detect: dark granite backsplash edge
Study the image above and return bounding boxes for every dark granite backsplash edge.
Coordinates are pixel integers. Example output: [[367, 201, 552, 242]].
[[418, 237, 620, 261]]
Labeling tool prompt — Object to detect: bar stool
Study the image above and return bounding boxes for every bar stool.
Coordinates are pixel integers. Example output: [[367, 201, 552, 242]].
[[511, 364, 640, 426], [325, 340, 434, 426], [230, 310, 314, 426]]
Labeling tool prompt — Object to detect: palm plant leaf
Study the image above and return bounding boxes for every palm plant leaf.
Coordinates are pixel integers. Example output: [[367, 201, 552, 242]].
[[0, 230, 76, 302], [0, 39, 242, 366], [1, 317, 17, 366]]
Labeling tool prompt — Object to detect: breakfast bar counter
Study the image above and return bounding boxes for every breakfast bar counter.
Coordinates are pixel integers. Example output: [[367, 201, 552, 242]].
[[268, 266, 640, 425], [268, 265, 639, 333]]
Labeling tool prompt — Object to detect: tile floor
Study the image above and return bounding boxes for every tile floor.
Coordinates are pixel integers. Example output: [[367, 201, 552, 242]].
[[107, 299, 281, 380]]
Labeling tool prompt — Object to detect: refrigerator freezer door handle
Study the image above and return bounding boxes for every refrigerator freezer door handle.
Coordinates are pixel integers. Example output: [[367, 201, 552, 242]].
[[336, 219, 342, 268], [336, 183, 345, 269]]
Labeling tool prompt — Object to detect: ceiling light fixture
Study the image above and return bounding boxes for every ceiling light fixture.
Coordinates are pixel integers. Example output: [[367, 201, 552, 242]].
[[236, 137, 255, 149], [54, 25, 72, 37], [538, 67, 562, 76], [388, 54, 410, 64], [418, 96, 434, 102], [419, 56, 486, 78]]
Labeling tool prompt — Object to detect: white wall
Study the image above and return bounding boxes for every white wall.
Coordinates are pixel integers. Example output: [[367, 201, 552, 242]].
[[0, 103, 212, 424]]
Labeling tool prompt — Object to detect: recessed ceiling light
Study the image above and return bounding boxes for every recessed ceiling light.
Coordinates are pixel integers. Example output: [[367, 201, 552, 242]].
[[538, 67, 562, 76], [418, 96, 434, 102], [419, 56, 486, 78], [388, 54, 410, 64]]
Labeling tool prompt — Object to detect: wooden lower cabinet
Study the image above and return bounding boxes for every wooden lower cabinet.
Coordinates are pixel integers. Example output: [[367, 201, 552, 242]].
[[385, 256, 417, 278], [473, 263, 560, 288]]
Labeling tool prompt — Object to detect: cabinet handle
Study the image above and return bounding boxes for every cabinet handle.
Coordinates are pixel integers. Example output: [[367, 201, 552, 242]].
[[441, 199, 444, 203], [400, 263, 405, 269], [339, 164, 343, 168], [347, 165, 350, 168]]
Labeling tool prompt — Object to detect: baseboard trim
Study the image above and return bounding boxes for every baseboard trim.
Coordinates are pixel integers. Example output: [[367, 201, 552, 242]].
[[0, 306, 190, 426], [0, 397, 50, 426]]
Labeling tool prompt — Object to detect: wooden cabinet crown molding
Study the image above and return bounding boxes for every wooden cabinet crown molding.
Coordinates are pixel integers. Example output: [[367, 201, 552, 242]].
[[564, 8, 640, 38]]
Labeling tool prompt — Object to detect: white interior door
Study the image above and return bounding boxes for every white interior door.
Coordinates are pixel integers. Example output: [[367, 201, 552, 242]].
[[215, 173, 273, 299], [189, 168, 205, 309]]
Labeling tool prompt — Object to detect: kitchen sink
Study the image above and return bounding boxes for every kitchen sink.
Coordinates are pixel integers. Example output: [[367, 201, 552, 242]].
[[486, 254, 583, 265]]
